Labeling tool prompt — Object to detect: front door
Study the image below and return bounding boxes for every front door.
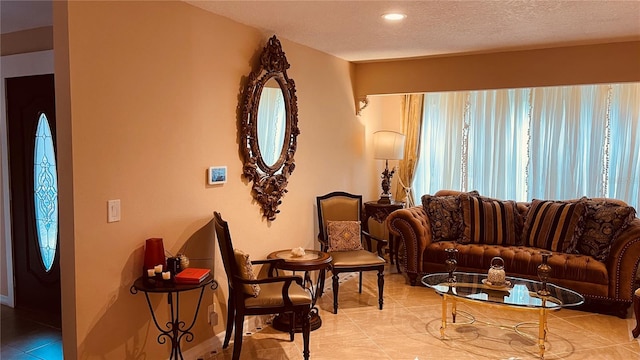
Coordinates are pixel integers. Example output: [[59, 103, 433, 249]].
[[6, 74, 61, 327]]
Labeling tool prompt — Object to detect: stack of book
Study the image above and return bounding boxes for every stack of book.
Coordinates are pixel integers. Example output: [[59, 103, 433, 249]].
[[174, 268, 210, 284]]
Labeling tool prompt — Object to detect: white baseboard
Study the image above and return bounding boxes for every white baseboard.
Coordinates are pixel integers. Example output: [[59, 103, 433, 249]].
[[180, 331, 224, 360], [180, 315, 274, 360]]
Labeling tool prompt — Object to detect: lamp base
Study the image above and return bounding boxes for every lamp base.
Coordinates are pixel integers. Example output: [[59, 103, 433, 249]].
[[378, 160, 395, 204], [377, 194, 392, 204]]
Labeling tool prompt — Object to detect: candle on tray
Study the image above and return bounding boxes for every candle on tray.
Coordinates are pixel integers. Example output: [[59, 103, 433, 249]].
[[147, 269, 155, 277], [162, 271, 171, 280], [154, 264, 163, 274]]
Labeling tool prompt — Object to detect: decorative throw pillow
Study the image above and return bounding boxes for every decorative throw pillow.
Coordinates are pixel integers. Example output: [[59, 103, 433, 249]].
[[523, 199, 586, 253], [573, 200, 636, 262], [327, 220, 363, 252], [421, 191, 479, 242], [459, 194, 520, 245], [234, 249, 260, 297]]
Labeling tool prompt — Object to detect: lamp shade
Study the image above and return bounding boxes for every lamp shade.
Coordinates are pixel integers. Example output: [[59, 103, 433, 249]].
[[373, 130, 405, 160]]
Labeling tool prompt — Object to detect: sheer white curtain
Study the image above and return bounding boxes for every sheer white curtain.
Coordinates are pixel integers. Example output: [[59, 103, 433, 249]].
[[413, 92, 466, 193], [609, 83, 640, 207], [467, 89, 530, 200], [413, 83, 640, 209], [528, 85, 609, 200]]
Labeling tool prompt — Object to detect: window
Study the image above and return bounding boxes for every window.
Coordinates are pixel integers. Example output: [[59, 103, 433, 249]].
[[413, 83, 640, 209], [34, 113, 58, 272]]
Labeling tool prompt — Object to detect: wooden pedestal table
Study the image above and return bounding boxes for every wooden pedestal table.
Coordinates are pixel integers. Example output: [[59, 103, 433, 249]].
[[267, 249, 332, 332], [363, 200, 404, 271]]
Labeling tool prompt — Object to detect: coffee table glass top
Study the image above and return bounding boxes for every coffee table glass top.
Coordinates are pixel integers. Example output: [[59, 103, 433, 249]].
[[422, 272, 584, 309]]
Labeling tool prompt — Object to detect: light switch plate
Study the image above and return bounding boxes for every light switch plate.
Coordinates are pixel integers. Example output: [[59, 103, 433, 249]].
[[107, 199, 121, 223]]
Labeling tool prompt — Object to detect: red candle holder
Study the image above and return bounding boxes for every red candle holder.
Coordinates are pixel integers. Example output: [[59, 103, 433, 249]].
[[143, 238, 166, 276]]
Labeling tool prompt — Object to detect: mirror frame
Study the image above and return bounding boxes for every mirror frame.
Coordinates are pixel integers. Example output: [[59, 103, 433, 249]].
[[240, 35, 300, 221]]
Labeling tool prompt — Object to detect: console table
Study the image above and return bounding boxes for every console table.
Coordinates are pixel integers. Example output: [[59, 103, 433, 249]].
[[130, 275, 218, 359], [363, 200, 404, 272]]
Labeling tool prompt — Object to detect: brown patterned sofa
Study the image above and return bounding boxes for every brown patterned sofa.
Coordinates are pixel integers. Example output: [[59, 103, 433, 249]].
[[387, 190, 640, 316]]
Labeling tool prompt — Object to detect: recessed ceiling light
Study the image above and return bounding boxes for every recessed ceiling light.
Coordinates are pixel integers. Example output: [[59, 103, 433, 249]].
[[382, 13, 407, 21]]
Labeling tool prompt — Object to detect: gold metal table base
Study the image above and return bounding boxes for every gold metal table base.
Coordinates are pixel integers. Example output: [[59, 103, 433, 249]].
[[440, 294, 551, 359]]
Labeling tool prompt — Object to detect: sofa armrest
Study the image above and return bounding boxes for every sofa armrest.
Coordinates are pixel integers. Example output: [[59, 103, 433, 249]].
[[608, 217, 640, 302], [387, 206, 432, 274]]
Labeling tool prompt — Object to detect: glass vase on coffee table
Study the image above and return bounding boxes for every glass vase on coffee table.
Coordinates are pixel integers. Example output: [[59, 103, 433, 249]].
[[444, 248, 458, 283], [537, 251, 552, 297]]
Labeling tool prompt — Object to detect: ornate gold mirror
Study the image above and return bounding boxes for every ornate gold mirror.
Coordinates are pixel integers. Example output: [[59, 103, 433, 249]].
[[240, 36, 299, 221]]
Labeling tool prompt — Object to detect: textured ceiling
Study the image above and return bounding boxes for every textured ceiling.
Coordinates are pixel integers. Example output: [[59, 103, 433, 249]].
[[0, 1, 52, 34], [187, 0, 640, 62], [2, 1, 639, 62]]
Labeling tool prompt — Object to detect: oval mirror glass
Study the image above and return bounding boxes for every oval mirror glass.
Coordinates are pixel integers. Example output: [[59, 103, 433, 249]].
[[257, 77, 286, 168]]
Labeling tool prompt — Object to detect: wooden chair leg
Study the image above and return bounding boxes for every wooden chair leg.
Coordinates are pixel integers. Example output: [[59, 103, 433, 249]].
[[302, 308, 310, 360], [223, 295, 235, 348], [633, 289, 640, 338], [377, 268, 384, 310], [332, 273, 340, 314], [289, 312, 295, 341], [232, 313, 244, 360], [359, 271, 363, 293], [317, 268, 326, 298]]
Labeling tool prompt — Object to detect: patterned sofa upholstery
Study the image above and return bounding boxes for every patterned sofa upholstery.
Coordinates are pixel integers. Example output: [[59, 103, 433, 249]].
[[387, 190, 640, 317]]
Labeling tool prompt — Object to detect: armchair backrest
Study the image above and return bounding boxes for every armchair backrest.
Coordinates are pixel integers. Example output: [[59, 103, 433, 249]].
[[316, 192, 362, 243], [213, 211, 239, 291]]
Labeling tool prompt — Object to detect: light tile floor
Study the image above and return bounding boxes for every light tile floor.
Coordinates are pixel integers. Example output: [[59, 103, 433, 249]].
[[3, 263, 637, 359], [210, 264, 640, 360]]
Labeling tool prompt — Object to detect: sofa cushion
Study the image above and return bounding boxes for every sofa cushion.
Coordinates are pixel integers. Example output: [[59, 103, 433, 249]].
[[421, 191, 479, 241], [524, 199, 586, 253], [460, 194, 520, 246], [574, 200, 636, 262], [327, 220, 363, 251]]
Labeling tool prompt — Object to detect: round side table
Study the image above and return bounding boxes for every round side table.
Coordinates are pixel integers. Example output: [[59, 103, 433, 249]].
[[267, 249, 332, 332]]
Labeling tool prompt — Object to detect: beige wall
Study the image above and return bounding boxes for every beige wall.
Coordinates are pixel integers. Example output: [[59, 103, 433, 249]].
[[355, 41, 640, 97], [10, 1, 639, 358], [0, 26, 53, 56], [54, 1, 378, 358]]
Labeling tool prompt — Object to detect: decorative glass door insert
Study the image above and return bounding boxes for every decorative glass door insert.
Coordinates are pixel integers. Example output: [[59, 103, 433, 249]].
[[33, 112, 58, 272]]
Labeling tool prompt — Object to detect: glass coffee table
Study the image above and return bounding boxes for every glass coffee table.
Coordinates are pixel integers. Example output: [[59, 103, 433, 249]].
[[422, 272, 584, 359]]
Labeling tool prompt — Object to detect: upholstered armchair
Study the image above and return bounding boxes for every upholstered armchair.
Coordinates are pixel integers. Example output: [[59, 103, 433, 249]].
[[316, 192, 386, 314]]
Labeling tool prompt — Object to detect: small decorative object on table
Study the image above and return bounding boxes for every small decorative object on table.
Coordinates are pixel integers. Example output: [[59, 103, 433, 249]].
[[487, 256, 506, 286], [290, 247, 306, 257], [537, 251, 552, 296], [178, 253, 190, 269], [167, 257, 182, 275], [444, 248, 458, 283]]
